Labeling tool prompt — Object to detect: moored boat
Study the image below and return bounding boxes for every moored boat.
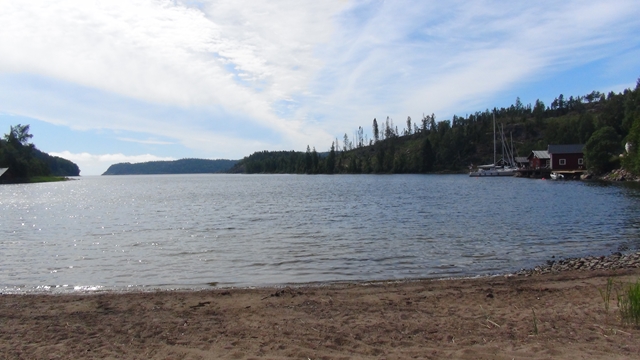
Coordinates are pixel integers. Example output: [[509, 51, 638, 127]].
[[469, 164, 517, 177], [469, 114, 517, 177], [550, 172, 564, 180]]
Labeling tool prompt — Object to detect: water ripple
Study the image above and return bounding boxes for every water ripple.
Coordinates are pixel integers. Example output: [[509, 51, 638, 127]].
[[1, 174, 639, 293]]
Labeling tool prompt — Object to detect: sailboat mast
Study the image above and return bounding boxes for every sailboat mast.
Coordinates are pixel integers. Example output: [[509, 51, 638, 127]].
[[501, 123, 505, 166], [493, 113, 496, 165], [510, 131, 514, 167]]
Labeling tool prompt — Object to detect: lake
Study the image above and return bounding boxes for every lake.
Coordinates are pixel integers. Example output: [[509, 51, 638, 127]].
[[1, 174, 639, 293]]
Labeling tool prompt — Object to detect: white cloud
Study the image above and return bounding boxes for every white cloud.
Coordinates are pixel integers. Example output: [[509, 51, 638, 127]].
[[116, 137, 175, 145], [50, 151, 175, 176], [0, 0, 346, 149], [302, 0, 640, 130]]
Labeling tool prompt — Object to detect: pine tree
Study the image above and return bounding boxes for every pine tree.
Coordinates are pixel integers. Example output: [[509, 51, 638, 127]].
[[326, 142, 336, 174], [373, 118, 379, 143]]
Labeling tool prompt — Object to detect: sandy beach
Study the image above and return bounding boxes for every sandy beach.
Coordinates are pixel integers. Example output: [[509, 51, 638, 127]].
[[1, 268, 639, 359]]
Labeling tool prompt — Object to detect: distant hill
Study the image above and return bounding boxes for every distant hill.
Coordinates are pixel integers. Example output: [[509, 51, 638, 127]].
[[1, 124, 80, 181], [0, 142, 80, 178], [102, 158, 238, 175]]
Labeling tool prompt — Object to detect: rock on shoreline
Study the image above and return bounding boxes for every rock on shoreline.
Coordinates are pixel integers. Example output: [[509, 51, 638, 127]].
[[515, 251, 640, 276], [600, 168, 640, 182]]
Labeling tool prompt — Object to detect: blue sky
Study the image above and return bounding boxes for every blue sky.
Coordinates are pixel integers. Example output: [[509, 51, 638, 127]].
[[1, 0, 639, 175]]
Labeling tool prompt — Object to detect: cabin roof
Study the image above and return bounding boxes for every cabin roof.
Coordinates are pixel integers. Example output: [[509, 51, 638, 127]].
[[514, 157, 529, 163], [547, 144, 585, 154], [529, 150, 550, 159]]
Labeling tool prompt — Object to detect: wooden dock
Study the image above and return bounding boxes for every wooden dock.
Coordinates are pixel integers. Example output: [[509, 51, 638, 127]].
[[516, 169, 585, 179]]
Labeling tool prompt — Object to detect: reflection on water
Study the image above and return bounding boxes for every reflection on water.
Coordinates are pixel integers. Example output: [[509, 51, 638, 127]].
[[1, 174, 639, 293]]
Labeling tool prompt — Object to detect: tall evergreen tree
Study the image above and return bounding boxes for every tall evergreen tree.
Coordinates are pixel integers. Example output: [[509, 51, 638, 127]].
[[326, 142, 336, 174], [421, 114, 428, 134], [304, 145, 312, 173], [311, 147, 319, 173], [373, 118, 379, 143]]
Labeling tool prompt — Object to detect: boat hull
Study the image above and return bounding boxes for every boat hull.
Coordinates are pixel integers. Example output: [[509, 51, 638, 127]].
[[550, 172, 564, 180], [469, 170, 516, 177]]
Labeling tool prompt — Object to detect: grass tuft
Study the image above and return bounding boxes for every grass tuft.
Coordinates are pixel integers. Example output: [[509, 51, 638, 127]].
[[617, 279, 640, 327], [598, 277, 614, 312]]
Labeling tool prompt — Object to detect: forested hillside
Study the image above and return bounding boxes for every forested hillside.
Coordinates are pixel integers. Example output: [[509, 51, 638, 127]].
[[32, 150, 81, 177], [0, 124, 80, 181], [229, 79, 640, 175], [102, 158, 238, 175]]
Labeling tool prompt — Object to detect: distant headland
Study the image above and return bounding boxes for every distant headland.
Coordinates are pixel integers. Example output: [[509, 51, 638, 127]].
[[0, 124, 80, 184], [102, 158, 238, 175]]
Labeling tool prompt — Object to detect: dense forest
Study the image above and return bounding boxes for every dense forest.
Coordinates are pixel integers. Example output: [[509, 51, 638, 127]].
[[0, 124, 80, 181], [229, 78, 640, 176], [102, 158, 238, 175]]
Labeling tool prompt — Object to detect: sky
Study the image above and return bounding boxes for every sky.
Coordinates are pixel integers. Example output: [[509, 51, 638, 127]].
[[1, 0, 639, 175]]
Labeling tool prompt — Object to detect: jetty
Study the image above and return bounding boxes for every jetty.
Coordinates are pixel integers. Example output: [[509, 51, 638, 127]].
[[515, 168, 585, 179]]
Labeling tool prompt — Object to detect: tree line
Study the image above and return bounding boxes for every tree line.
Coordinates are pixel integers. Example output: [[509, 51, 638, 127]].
[[230, 77, 640, 176], [0, 124, 80, 181], [103, 158, 237, 175]]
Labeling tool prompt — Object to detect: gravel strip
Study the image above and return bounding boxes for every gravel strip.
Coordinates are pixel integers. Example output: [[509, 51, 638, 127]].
[[515, 251, 640, 276]]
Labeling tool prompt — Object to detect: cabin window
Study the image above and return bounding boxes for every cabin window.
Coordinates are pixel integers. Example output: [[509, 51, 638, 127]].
[[559, 159, 566, 165], [578, 158, 584, 165]]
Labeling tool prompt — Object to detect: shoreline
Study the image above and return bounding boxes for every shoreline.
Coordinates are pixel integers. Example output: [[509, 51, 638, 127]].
[[5, 251, 639, 296], [2, 256, 640, 359], [2, 269, 639, 359]]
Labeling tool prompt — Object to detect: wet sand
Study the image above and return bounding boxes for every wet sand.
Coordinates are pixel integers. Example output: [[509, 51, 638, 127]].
[[2, 268, 639, 359]]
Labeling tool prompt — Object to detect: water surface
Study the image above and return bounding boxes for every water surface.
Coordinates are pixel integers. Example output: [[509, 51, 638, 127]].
[[1, 174, 639, 293]]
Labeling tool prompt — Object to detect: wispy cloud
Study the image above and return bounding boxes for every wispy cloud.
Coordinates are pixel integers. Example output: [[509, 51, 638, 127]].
[[305, 1, 640, 126], [0, 0, 346, 149], [117, 137, 175, 145]]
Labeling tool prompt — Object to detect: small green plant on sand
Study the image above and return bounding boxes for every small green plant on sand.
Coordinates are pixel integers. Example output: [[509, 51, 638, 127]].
[[598, 277, 614, 312], [617, 279, 640, 327]]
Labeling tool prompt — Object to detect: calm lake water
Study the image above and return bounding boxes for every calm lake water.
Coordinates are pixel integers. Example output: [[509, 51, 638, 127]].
[[1, 174, 639, 293]]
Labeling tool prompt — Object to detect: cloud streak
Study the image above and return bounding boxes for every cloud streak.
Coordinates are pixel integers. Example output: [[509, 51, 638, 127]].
[[306, 1, 640, 126], [116, 138, 175, 145]]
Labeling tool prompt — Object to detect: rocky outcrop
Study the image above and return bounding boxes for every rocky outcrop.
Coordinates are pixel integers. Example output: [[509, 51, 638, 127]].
[[515, 252, 640, 276], [600, 168, 640, 182]]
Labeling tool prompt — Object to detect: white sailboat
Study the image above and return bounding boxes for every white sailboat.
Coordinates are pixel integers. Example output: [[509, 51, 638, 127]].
[[469, 164, 516, 177], [469, 115, 517, 177]]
